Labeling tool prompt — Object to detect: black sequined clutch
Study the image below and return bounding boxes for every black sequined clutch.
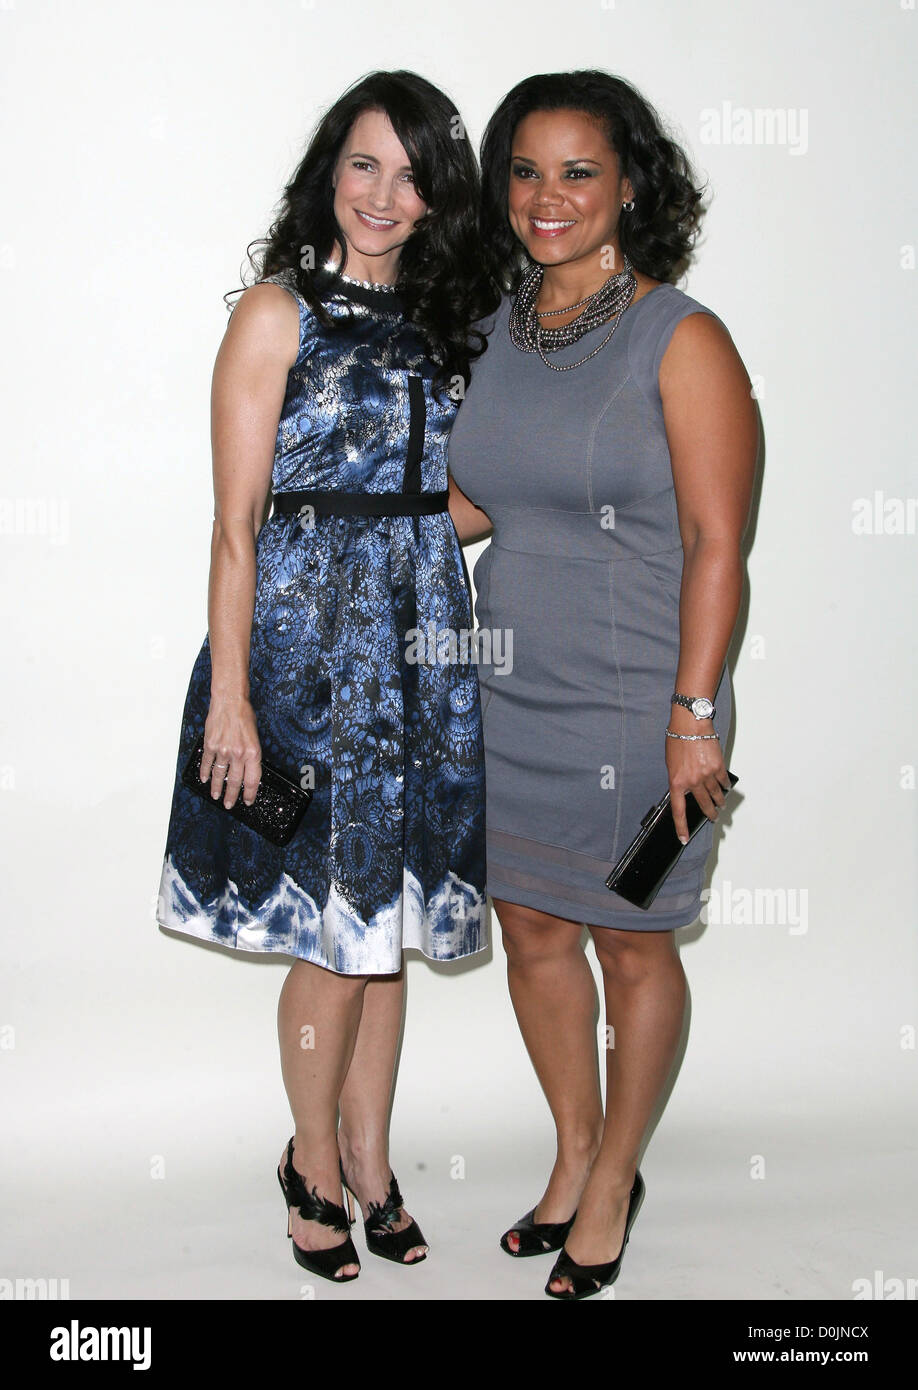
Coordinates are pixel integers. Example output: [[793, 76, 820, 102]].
[[181, 733, 312, 847], [605, 771, 738, 910]]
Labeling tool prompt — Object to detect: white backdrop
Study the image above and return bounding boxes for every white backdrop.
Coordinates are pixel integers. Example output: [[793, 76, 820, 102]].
[[2, 0, 916, 1303]]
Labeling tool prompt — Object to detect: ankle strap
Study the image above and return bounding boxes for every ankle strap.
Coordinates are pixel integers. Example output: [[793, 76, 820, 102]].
[[282, 1139, 351, 1234], [365, 1173, 405, 1235]]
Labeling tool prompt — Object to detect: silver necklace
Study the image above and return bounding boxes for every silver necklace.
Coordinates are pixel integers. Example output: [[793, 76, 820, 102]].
[[323, 259, 397, 292], [509, 255, 637, 371]]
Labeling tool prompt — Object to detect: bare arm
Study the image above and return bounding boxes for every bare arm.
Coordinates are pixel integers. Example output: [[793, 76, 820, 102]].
[[448, 473, 494, 544], [200, 282, 300, 807], [659, 311, 758, 841]]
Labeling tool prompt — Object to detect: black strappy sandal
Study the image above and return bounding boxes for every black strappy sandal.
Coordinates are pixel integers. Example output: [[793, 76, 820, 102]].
[[499, 1207, 577, 1257], [277, 1136, 360, 1282], [545, 1171, 645, 1300], [340, 1160, 428, 1265]]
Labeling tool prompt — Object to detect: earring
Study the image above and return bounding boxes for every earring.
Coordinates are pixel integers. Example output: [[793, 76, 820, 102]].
[[622, 200, 635, 212]]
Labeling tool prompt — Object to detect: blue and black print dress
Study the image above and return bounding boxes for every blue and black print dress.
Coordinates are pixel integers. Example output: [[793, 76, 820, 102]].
[[155, 266, 487, 974]]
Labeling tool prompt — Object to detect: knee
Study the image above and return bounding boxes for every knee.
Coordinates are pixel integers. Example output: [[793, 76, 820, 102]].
[[497, 902, 582, 969], [591, 929, 676, 986]]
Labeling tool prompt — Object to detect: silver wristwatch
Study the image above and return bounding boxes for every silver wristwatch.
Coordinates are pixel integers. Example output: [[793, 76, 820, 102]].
[[671, 692, 716, 719]]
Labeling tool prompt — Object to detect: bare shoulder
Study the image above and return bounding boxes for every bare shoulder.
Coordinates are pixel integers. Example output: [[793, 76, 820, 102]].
[[660, 303, 746, 387], [222, 281, 302, 371]]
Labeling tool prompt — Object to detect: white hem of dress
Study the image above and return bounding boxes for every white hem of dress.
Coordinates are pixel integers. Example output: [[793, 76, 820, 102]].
[[155, 853, 487, 975]]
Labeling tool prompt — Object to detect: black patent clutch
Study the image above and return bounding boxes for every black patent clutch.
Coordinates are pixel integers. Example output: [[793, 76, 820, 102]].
[[181, 733, 312, 847], [605, 771, 738, 910]]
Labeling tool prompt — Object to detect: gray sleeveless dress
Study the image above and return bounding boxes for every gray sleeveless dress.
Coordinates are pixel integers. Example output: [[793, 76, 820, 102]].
[[447, 284, 733, 931]]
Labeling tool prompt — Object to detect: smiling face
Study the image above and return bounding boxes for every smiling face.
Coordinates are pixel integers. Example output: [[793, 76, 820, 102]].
[[508, 108, 634, 274], [331, 108, 427, 280]]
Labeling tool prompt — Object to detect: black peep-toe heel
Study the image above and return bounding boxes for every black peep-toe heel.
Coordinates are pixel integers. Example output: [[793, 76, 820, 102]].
[[340, 1159, 428, 1265], [499, 1206, 577, 1257], [277, 1136, 360, 1282], [545, 1171, 645, 1300]]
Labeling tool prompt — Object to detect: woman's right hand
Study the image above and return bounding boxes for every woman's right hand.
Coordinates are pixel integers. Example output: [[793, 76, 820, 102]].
[[447, 475, 493, 544], [198, 280, 299, 812], [199, 695, 262, 808]]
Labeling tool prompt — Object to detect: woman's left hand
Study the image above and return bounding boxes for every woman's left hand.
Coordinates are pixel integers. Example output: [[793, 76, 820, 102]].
[[665, 723, 731, 844]]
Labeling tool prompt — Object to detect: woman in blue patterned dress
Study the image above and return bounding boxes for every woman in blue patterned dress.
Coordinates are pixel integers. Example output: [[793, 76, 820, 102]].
[[155, 72, 497, 1282]]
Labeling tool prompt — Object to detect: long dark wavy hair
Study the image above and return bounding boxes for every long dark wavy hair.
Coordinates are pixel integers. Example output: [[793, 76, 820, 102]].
[[480, 70, 707, 292], [231, 71, 499, 394]]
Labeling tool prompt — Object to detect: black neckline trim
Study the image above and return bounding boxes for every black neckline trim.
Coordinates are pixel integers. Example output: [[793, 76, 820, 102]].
[[313, 266, 405, 313]]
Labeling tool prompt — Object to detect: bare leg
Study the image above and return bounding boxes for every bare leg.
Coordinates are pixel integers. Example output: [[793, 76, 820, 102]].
[[548, 925, 686, 1294], [337, 968, 427, 1261], [494, 898, 604, 1252], [277, 958, 366, 1277]]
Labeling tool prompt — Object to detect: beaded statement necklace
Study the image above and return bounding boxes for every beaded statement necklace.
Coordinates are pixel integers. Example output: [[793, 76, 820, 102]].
[[509, 254, 638, 371]]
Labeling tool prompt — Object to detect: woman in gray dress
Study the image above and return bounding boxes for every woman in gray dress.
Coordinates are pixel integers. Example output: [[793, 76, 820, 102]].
[[447, 71, 758, 1298]]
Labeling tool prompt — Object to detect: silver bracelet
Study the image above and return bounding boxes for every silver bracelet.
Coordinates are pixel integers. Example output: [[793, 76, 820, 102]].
[[665, 729, 720, 741]]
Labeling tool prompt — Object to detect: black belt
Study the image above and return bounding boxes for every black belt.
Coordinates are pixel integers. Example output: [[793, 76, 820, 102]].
[[273, 489, 449, 517]]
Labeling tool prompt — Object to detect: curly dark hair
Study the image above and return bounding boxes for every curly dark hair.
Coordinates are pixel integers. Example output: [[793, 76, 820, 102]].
[[229, 70, 500, 395], [480, 70, 708, 292]]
